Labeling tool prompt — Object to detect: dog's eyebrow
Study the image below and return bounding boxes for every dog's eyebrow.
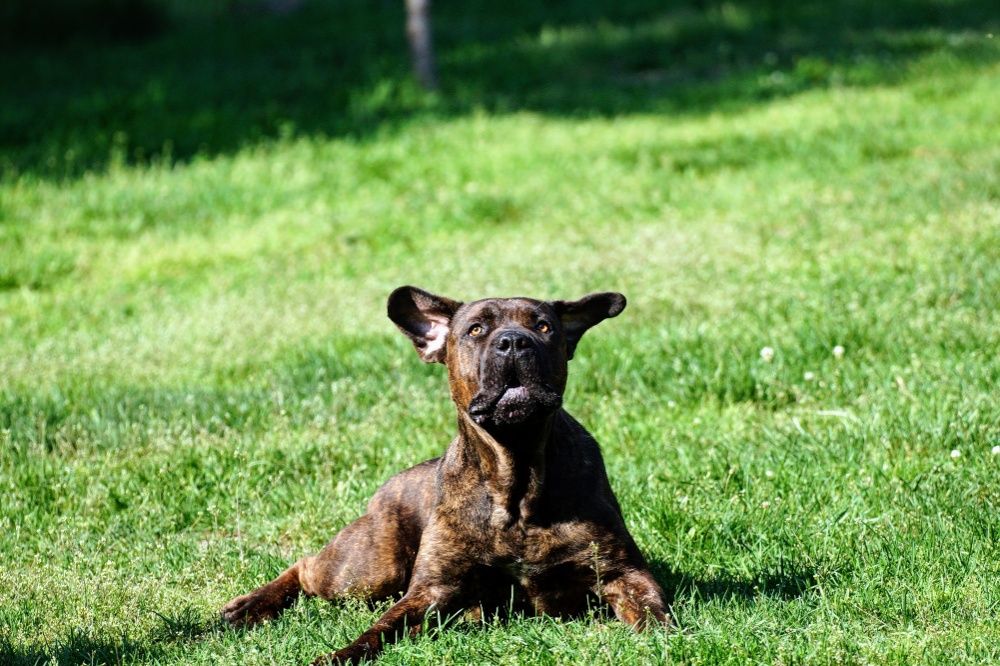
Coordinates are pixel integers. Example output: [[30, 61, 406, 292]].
[[463, 303, 496, 321]]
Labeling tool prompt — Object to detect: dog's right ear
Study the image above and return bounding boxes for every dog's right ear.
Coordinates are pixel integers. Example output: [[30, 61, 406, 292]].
[[387, 286, 462, 364]]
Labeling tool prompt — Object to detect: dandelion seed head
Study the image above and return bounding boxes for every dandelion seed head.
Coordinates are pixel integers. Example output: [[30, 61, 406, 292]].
[[760, 346, 775, 362]]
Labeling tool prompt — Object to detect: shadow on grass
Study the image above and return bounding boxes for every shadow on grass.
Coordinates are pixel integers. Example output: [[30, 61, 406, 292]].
[[649, 558, 817, 605], [1, 0, 997, 179], [0, 605, 217, 666]]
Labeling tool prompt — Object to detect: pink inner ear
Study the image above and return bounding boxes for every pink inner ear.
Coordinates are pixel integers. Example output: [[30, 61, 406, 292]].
[[421, 316, 449, 357]]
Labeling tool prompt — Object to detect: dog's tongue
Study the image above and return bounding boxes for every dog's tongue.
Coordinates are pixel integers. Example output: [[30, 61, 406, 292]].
[[500, 386, 530, 402], [494, 386, 533, 423]]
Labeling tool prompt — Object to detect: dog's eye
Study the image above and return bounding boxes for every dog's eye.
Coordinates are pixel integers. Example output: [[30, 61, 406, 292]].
[[535, 321, 551, 334], [468, 324, 484, 337]]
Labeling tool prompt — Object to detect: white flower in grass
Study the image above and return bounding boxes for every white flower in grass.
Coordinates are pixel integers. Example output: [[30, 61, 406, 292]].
[[950, 449, 961, 459], [803, 371, 815, 382], [760, 346, 775, 362], [765, 469, 775, 478], [832, 345, 845, 359], [992, 445, 1000, 456]]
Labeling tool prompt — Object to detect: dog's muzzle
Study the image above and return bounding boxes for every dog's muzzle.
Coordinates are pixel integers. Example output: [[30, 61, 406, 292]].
[[468, 331, 562, 427]]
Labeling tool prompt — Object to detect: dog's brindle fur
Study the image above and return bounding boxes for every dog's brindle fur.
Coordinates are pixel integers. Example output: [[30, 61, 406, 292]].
[[221, 286, 669, 664]]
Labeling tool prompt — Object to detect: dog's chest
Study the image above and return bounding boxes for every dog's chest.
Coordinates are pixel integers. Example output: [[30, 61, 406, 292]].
[[485, 520, 598, 579]]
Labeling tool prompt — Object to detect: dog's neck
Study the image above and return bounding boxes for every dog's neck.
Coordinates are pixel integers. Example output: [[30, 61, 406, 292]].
[[455, 411, 557, 527]]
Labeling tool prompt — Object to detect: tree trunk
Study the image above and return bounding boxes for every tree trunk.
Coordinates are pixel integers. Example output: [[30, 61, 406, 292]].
[[405, 0, 437, 90]]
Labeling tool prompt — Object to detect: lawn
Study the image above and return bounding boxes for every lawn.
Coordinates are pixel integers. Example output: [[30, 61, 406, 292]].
[[1, 0, 999, 664]]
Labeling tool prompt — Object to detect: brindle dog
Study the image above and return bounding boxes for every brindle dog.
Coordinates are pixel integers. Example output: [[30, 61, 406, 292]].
[[221, 286, 669, 664]]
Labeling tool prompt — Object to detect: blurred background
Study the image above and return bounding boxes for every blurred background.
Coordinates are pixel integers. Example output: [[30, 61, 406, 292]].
[[3, 0, 997, 178]]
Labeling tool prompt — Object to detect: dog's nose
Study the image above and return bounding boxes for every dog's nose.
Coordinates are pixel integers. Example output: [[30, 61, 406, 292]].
[[493, 330, 531, 356]]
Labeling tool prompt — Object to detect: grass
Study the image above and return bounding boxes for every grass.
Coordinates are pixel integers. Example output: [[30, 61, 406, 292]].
[[2, 0, 999, 663]]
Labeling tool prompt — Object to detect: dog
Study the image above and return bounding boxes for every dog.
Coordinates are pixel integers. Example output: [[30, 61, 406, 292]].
[[221, 286, 669, 664]]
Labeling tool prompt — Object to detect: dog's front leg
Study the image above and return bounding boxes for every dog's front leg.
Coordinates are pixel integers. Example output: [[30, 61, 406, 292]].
[[310, 583, 457, 665]]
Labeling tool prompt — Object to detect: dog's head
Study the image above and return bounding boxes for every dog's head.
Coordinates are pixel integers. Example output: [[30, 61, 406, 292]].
[[387, 286, 626, 431]]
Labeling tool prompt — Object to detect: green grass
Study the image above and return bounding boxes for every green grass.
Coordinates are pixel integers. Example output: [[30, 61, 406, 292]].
[[2, 0, 1000, 663]]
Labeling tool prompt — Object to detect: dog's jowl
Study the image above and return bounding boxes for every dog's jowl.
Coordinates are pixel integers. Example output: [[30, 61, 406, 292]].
[[221, 286, 669, 664]]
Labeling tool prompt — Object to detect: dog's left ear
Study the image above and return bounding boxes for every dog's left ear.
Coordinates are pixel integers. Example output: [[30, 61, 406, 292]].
[[387, 286, 462, 364], [550, 292, 626, 360]]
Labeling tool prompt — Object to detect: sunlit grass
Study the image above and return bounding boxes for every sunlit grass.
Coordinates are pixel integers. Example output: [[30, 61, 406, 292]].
[[2, 1, 999, 664]]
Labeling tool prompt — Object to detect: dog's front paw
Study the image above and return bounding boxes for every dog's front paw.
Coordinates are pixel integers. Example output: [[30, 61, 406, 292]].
[[221, 591, 278, 627], [310, 644, 374, 665]]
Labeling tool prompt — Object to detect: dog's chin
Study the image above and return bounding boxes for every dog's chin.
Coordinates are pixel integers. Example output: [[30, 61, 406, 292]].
[[470, 385, 562, 428]]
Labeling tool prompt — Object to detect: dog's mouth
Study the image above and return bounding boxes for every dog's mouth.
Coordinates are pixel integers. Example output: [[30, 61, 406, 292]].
[[468, 375, 562, 428]]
